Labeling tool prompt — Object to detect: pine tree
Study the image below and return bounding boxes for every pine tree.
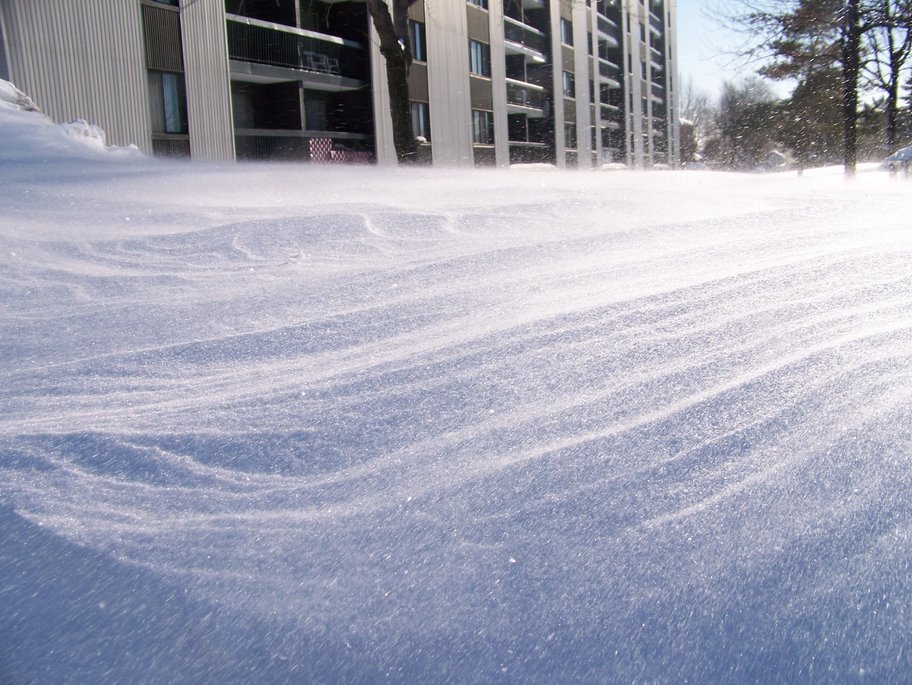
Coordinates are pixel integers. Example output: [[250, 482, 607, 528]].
[[726, 0, 907, 174]]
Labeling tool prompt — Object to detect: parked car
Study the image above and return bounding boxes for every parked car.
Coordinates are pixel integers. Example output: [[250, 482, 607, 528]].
[[883, 146, 912, 175]]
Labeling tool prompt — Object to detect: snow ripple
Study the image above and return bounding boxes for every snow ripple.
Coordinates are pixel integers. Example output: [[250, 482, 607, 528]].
[[3, 161, 912, 683]]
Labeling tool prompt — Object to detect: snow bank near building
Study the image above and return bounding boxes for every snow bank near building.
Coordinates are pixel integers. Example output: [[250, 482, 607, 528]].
[[0, 79, 141, 161], [0, 79, 40, 112]]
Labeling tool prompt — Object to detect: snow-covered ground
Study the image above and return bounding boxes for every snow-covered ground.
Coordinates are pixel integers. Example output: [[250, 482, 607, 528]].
[[2, 85, 912, 684]]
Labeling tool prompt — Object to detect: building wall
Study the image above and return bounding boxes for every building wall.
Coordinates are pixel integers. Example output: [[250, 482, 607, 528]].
[[0, 0, 152, 152], [624, 0, 644, 167], [180, 0, 235, 161], [1, 0, 677, 169], [369, 21, 396, 165], [426, 2, 472, 166], [666, 0, 680, 165], [0, 6, 10, 81], [572, 1, 593, 168], [487, 1, 510, 167], [550, 0, 566, 168]]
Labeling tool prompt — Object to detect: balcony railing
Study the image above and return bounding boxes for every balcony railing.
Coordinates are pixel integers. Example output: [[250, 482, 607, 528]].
[[598, 62, 621, 87], [226, 14, 367, 81], [649, 12, 663, 36], [505, 78, 547, 113], [235, 130, 372, 163], [597, 51, 621, 72], [596, 14, 620, 40], [503, 17, 548, 57]]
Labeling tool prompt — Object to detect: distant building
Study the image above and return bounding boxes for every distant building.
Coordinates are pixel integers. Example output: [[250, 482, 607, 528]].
[[0, 0, 678, 168]]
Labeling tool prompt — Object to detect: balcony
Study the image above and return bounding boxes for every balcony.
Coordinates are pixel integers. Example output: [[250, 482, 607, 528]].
[[597, 53, 621, 73], [599, 104, 622, 130], [503, 17, 548, 63], [505, 78, 547, 117], [596, 15, 620, 43], [649, 12, 663, 37], [598, 61, 621, 88], [226, 14, 367, 92], [234, 129, 372, 162]]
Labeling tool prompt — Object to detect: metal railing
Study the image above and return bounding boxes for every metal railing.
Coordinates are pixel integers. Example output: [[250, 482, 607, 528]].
[[152, 136, 190, 158], [650, 12, 664, 34], [596, 14, 620, 40], [598, 61, 621, 86], [226, 15, 367, 80], [505, 79, 546, 111], [235, 132, 373, 163], [503, 17, 548, 56]]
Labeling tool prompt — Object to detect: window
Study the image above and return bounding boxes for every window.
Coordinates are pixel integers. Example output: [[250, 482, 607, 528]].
[[411, 101, 430, 141], [469, 40, 490, 77], [562, 70, 575, 98], [409, 21, 427, 62], [565, 123, 577, 150], [472, 110, 494, 145], [153, 0, 180, 5], [560, 18, 573, 46], [148, 71, 188, 134], [467, 0, 488, 7]]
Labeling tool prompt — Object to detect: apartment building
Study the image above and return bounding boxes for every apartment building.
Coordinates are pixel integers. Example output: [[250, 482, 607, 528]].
[[0, 0, 677, 168]]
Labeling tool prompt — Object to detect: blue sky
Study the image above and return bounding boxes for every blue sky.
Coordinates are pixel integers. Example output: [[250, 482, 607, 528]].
[[674, 0, 792, 99], [675, 0, 747, 97]]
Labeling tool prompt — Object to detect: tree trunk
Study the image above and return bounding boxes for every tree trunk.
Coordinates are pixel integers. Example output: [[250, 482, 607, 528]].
[[366, 0, 417, 164], [382, 45, 417, 164], [842, 0, 861, 176], [887, 77, 899, 151]]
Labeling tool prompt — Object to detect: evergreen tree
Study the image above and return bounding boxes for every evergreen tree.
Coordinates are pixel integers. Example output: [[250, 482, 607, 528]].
[[706, 78, 782, 169], [781, 68, 844, 167], [725, 0, 906, 174]]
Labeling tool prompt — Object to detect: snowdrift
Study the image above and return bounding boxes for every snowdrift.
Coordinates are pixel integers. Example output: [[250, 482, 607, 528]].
[[0, 79, 140, 163], [2, 82, 912, 684]]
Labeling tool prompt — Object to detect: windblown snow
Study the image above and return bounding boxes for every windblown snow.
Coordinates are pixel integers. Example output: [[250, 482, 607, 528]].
[[2, 84, 911, 684]]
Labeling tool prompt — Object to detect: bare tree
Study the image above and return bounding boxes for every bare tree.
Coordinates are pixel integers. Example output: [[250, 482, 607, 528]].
[[366, 0, 420, 164], [679, 78, 716, 143], [862, 0, 912, 152], [713, 0, 896, 175]]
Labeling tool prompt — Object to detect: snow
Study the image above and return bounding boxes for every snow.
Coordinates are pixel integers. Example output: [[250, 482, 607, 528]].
[[2, 84, 912, 683]]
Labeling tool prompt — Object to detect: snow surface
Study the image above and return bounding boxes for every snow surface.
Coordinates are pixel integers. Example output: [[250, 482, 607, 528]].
[[2, 91, 912, 684]]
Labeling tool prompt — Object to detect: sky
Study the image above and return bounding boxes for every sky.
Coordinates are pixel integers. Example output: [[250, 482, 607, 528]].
[[3, 81, 912, 684], [674, 0, 792, 100]]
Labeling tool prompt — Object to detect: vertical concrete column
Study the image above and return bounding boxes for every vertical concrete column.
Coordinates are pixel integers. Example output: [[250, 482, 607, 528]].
[[180, 0, 235, 161], [572, 0, 593, 168], [369, 23, 397, 166], [550, 0, 565, 168], [488, 0, 510, 167], [426, 1, 473, 166]]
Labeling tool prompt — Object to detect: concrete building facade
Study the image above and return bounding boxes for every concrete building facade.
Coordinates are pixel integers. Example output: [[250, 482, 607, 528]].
[[0, 0, 678, 168]]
